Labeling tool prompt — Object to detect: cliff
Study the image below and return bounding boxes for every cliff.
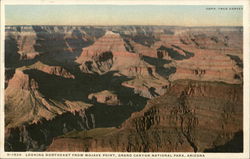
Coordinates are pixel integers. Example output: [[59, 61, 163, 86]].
[[5, 69, 90, 129], [47, 80, 243, 152], [5, 26, 243, 152]]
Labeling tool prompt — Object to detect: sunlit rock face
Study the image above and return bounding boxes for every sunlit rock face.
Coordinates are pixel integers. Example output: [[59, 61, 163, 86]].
[[76, 31, 142, 74], [5, 68, 90, 128], [5, 26, 243, 152], [75, 31, 171, 98]]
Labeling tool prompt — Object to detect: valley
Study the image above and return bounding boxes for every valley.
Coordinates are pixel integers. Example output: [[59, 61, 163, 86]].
[[4, 25, 243, 152]]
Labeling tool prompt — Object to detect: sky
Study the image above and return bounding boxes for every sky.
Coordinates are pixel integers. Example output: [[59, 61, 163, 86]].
[[5, 5, 243, 26]]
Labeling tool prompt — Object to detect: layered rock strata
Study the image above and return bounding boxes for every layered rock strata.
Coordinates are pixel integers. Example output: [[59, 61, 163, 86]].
[[5, 69, 90, 128], [76, 31, 170, 98], [47, 80, 243, 152]]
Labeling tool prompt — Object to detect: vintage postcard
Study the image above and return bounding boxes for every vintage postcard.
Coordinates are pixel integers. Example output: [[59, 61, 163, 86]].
[[0, 0, 249, 159]]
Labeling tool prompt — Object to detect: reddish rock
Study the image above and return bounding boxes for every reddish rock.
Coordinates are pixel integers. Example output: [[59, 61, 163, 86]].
[[169, 49, 242, 84], [47, 80, 243, 152], [5, 69, 90, 128], [19, 61, 75, 79]]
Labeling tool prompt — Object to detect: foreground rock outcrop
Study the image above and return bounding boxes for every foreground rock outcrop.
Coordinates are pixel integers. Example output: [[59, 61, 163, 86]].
[[47, 80, 243, 152]]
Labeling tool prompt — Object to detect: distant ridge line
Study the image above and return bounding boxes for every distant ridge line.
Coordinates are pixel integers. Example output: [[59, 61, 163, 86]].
[[5, 25, 243, 28]]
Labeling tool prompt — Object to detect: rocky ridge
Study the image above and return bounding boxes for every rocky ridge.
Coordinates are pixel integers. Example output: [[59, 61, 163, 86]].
[[76, 31, 170, 98], [5, 68, 90, 128], [47, 80, 243, 152], [4, 26, 243, 152]]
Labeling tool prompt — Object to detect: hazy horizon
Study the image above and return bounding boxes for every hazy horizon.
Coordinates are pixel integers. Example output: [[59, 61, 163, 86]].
[[5, 5, 243, 26], [4, 24, 244, 27]]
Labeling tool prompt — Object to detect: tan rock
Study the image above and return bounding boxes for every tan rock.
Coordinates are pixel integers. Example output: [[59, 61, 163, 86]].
[[88, 90, 120, 106]]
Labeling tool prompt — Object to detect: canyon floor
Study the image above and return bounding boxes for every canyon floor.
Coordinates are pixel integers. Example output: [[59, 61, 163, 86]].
[[4, 25, 243, 152]]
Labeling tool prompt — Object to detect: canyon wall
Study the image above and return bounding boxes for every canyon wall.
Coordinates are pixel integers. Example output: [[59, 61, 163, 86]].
[[47, 80, 243, 152], [5, 26, 243, 152]]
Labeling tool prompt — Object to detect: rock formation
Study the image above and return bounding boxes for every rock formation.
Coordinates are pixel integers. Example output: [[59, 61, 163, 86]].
[[4, 25, 243, 152], [18, 61, 75, 79], [5, 69, 90, 128], [75, 31, 142, 74], [5, 26, 39, 61], [168, 47, 242, 84], [76, 31, 170, 98], [88, 90, 120, 106], [47, 80, 243, 152]]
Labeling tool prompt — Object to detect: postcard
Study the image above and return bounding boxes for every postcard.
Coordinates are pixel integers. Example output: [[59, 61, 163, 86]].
[[0, 0, 249, 159]]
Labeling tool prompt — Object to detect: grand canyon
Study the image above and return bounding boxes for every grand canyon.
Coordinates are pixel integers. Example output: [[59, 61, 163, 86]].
[[4, 25, 243, 152]]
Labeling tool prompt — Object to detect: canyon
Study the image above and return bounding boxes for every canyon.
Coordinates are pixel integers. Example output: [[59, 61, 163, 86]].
[[47, 80, 243, 152], [4, 25, 243, 152]]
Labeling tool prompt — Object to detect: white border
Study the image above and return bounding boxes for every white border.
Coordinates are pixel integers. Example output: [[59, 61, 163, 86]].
[[0, 0, 6, 157], [0, 0, 249, 159], [0, 0, 249, 5]]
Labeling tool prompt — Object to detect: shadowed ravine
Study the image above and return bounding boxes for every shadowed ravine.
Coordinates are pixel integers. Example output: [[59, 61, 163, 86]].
[[5, 69, 148, 151], [4, 25, 243, 152]]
